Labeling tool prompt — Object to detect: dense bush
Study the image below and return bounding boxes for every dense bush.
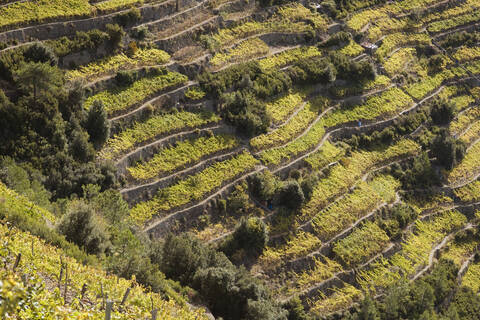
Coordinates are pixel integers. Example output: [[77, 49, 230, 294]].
[[157, 233, 286, 320], [431, 129, 466, 170], [222, 217, 269, 257], [56, 201, 110, 255], [328, 52, 375, 82], [248, 171, 278, 202], [290, 58, 337, 84], [46, 29, 110, 57], [376, 204, 418, 239], [322, 31, 352, 48], [0, 60, 116, 199], [275, 180, 305, 210], [344, 259, 460, 320], [440, 31, 480, 51], [346, 107, 430, 150], [430, 99, 455, 125], [221, 91, 270, 137], [114, 8, 141, 27], [105, 23, 125, 48], [23, 42, 58, 66], [84, 100, 110, 150], [198, 61, 261, 97]]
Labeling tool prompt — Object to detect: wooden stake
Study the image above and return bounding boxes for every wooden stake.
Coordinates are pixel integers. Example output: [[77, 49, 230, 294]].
[[31, 239, 34, 257], [21, 274, 27, 287], [105, 300, 113, 320], [12, 253, 21, 271], [58, 264, 63, 289], [100, 283, 105, 309], [81, 283, 87, 300], [63, 263, 68, 303], [120, 287, 131, 306], [151, 309, 158, 320]]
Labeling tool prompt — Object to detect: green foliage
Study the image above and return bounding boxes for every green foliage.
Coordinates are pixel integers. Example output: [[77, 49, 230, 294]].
[[159, 233, 286, 320], [221, 91, 270, 137], [431, 129, 466, 170], [222, 217, 269, 257], [114, 7, 141, 27], [248, 171, 279, 202], [15, 61, 62, 103], [430, 99, 456, 125], [56, 200, 110, 255], [84, 100, 110, 150], [275, 180, 305, 210], [0, 157, 52, 211], [69, 129, 95, 162], [23, 42, 58, 66], [105, 23, 125, 49], [283, 296, 310, 320], [46, 29, 110, 57]]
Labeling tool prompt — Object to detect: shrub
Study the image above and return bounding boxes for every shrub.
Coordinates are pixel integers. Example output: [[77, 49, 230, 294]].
[[69, 129, 95, 162], [431, 129, 466, 170], [84, 100, 110, 150], [430, 99, 455, 125], [248, 171, 278, 202], [114, 70, 137, 86], [222, 217, 269, 257], [56, 201, 110, 255], [24, 42, 58, 66], [114, 8, 141, 27], [105, 23, 125, 48], [275, 180, 305, 210]]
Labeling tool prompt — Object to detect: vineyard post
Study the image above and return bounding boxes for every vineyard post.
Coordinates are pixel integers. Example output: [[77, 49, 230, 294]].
[[120, 287, 131, 306], [63, 263, 68, 303], [12, 253, 21, 271], [21, 273, 27, 287], [31, 239, 34, 257], [81, 283, 88, 300], [101, 283, 105, 309], [58, 265, 63, 289], [58, 256, 64, 289], [105, 299, 113, 320]]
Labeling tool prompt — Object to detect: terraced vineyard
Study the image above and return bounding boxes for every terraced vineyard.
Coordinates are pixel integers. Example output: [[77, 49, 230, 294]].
[[2, 0, 480, 318]]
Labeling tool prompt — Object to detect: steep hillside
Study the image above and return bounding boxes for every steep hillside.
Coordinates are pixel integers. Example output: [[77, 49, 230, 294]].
[[1, 0, 480, 319]]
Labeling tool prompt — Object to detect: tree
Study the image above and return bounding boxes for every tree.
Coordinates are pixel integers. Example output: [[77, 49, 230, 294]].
[[105, 23, 125, 48], [56, 201, 110, 254], [160, 233, 209, 283], [249, 171, 278, 202], [23, 42, 58, 66], [430, 99, 455, 125], [275, 180, 305, 210], [69, 129, 95, 162], [84, 100, 110, 150], [283, 296, 310, 320], [15, 62, 63, 106], [222, 217, 269, 257], [431, 130, 465, 170]]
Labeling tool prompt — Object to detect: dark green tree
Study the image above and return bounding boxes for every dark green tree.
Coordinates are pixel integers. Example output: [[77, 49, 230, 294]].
[[84, 100, 110, 150], [15, 62, 63, 107], [275, 180, 305, 210], [69, 129, 95, 163], [23, 42, 58, 66], [57, 201, 110, 255]]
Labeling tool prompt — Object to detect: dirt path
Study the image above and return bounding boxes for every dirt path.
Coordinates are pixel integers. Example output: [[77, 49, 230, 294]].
[[412, 223, 474, 281]]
